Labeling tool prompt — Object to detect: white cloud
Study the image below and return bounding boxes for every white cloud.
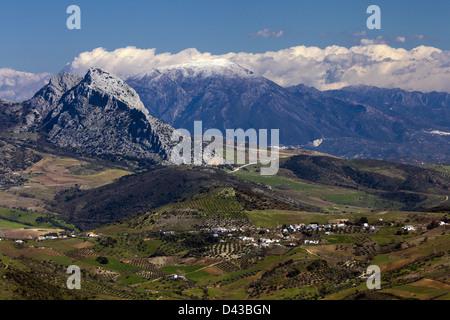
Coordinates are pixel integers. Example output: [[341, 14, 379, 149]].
[[60, 44, 450, 93], [0, 69, 52, 102], [360, 36, 389, 45], [395, 36, 406, 43], [352, 31, 367, 37], [414, 34, 426, 40], [249, 28, 284, 39], [65, 47, 214, 79]]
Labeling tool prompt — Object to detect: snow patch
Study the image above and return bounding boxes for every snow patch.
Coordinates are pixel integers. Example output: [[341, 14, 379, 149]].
[[134, 59, 254, 80], [313, 139, 323, 147], [426, 130, 450, 136]]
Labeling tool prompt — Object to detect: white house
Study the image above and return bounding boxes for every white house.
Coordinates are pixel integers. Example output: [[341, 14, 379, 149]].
[[304, 240, 319, 245]]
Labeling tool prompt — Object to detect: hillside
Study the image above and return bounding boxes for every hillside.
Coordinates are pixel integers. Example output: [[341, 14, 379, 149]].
[[281, 155, 450, 211], [126, 61, 449, 163], [51, 166, 313, 230]]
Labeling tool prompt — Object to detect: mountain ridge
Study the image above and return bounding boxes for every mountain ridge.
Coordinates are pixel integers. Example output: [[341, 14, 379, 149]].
[[40, 68, 176, 163], [126, 60, 449, 164], [1, 61, 449, 164]]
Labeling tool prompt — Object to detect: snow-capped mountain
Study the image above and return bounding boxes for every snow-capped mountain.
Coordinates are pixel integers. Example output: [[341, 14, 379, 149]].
[[127, 59, 412, 145], [39, 68, 176, 162], [126, 59, 449, 163], [146, 59, 256, 79], [1, 61, 448, 164], [323, 85, 450, 129], [126, 60, 323, 144]]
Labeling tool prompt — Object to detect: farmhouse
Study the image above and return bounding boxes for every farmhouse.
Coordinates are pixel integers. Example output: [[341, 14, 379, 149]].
[[304, 240, 320, 245], [86, 232, 99, 237], [238, 236, 255, 242]]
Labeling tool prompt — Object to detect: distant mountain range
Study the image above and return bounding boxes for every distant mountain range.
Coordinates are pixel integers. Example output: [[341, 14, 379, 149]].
[[126, 59, 449, 164], [0, 59, 449, 164], [323, 85, 450, 128]]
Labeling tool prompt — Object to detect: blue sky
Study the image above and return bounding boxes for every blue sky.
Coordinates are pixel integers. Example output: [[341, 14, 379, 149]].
[[0, 0, 448, 74]]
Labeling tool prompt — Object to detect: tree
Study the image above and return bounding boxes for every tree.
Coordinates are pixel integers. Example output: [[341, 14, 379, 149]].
[[96, 256, 109, 264], [427, 221, 439, 230], [357, 217, 368, 225]]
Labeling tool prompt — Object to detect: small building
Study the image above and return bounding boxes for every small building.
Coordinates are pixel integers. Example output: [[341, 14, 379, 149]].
[[304, 240, 319, 245]]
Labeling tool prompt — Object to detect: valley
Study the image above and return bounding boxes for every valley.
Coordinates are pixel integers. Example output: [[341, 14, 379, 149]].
[[0, 64, 448, 301], [0, 138, 448, 300]]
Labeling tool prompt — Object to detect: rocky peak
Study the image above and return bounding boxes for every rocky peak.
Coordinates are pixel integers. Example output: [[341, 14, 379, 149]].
[[82, 68, 148, 114], [25, 72, 82, 121], [41, 68, 176, 163]]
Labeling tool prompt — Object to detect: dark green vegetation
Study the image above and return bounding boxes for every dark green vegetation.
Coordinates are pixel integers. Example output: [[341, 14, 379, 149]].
[[0, 215, 448, 300], [1, 67, 449, 300], [50, 166, 309, 231], [0, 141, 449, 300], [0, 140, 42, 174], [0, 207, 76, 231]]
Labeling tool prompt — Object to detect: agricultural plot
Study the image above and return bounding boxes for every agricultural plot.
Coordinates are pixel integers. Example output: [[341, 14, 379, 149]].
[[0, 207, 76, 231], [65, 247, 96, 259], [168, 188, 245, 219], [232, 166, 324, 192], [124, 257, 168, 280]]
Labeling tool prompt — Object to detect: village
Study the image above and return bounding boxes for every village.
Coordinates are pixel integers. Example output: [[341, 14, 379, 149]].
[[158, 217, 448, 250], [2, 217, 448, 250]]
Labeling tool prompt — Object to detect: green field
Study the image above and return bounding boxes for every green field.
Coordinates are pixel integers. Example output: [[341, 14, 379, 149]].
[[0, 207, 77, 231], [428, 165, 450, 175], [0, 219, 29, 229], [245, 209, 376, 228], [160, 265, 205, 274], [231, 165, 323, 190]]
